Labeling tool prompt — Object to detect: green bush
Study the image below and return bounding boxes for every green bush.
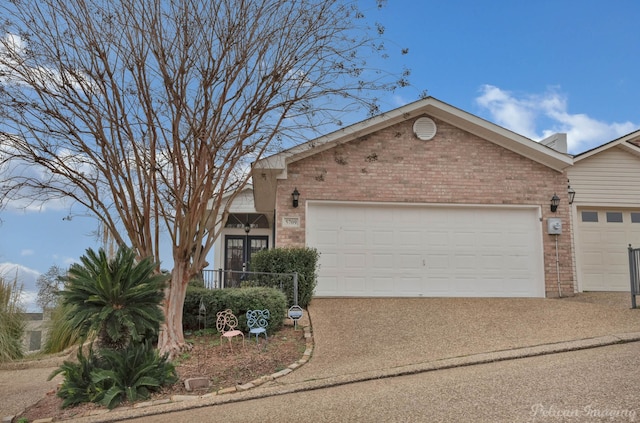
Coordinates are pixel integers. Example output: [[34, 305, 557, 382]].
[[0, 275, 25, 362], [183, 286, 287, 333], [49, 346, 103, 408], [248, 247, 319, 308], [92, 341, 177, 409], [188, 274, 205, 289], [50, 342, 177, 409], [60, 246, 168, 350]]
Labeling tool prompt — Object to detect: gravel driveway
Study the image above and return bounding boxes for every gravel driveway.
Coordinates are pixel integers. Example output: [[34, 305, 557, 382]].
[[276, 293, 640, 386]]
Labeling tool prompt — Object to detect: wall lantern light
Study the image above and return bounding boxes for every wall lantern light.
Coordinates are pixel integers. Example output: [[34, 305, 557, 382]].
[[550, 194, 560, 213], [568, 184, 576, 205], [292, 187, 300, 208], [244, 222, 251, 234]]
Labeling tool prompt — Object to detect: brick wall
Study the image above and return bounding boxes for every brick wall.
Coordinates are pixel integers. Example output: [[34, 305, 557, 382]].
[[275, 116, 574, 297]]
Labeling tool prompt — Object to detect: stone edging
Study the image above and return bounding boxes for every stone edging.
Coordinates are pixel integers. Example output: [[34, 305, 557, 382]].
[[133, 323, 314, 409]]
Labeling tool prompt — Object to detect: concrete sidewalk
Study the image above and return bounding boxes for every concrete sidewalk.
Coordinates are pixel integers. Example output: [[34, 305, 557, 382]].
[[3, 293, 640, 422], [0, 352, 66, 418]]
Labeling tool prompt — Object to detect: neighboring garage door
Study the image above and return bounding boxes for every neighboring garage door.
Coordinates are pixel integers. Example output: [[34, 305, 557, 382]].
[[307, 202, 545, 297], [577, 208, 640, 291]]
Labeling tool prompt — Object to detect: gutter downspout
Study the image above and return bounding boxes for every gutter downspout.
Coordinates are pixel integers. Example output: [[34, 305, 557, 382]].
[[555, 234, 562, 297]]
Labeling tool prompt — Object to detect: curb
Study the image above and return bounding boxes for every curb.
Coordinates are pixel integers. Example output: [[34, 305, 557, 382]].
[[20, 331, 640, 423]]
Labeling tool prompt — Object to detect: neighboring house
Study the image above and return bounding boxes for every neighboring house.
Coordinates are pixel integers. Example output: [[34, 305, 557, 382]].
[[568, 131, 640, 292], [214, 97, 577, 298], [21, 312, 50, 353]]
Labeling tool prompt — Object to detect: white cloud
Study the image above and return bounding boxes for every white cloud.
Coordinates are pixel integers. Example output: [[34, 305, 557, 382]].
[[0, 135, 83, 212], [5, 199, 61, 213], [13, 147, 101, 212], [0, 262, 39, 288], [1, 193, 71, 213], [1, 33, 95, 92], [20, 290, 39, 312], [0, 262, 41, 312], [475, 85, 638, 153], [475, 85, 539, 138], [391, 94, 410, 108], [20, 249, 35, 257]]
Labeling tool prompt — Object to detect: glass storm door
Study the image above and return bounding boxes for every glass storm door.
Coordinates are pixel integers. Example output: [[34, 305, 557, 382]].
[[224, 236, 268, 287]]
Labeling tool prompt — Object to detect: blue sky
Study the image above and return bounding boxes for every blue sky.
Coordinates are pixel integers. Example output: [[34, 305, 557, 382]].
[[2, 0, 640, 311]]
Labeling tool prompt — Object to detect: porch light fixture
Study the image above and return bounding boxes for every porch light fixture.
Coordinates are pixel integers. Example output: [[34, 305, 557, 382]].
[[568, 184, 576, 205], [244, 223, 251, 234], [550, 194, 560, 213], [291, 187, 300, 208]]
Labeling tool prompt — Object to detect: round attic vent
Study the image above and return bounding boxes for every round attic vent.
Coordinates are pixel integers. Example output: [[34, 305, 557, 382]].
[[413, 117, 437, 141]]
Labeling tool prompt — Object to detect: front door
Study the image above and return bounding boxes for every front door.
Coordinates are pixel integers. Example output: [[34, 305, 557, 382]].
[[224, 235, 268, 287]]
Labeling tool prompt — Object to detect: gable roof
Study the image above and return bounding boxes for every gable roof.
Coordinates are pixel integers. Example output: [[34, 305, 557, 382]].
[[251, 96, 573, 211], [573, 129, 640, 162]]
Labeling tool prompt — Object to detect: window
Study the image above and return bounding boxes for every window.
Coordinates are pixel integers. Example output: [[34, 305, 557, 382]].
[[581, 211, 598, 222], [631, 212, 640, 223], [606, 212, 623, 223]]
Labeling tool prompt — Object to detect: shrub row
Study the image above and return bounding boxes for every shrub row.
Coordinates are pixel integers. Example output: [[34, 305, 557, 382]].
[[248, 247, 319, 308], [183, 286, 287, 334]]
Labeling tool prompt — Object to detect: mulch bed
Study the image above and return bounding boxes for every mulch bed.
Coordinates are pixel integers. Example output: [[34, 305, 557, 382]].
[[17, 324, 307, 422]]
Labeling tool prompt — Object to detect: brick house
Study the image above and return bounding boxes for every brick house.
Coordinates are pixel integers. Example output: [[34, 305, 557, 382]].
[[214, 97, 576, 297]]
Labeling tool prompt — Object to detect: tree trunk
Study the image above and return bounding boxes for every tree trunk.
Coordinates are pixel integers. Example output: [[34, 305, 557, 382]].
[[158, 261, 191, 359]]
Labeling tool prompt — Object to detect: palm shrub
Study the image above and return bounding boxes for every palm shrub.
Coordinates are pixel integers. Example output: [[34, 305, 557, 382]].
[[50, 342, 177, 409], [49, 346, 104, 408], [52, 245, 177, 409], [0, 274, 25, 362], [92, 341, 177, 409], [60, 246, 168, 349]]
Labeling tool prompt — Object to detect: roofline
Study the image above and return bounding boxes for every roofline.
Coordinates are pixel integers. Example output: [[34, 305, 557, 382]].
[[254, 96, 573, 174], [251, 97, 574, 211], [573, 129, 640, 162]]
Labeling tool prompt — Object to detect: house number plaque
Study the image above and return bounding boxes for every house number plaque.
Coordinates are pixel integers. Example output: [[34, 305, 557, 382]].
[[282, 216, 300, 228]]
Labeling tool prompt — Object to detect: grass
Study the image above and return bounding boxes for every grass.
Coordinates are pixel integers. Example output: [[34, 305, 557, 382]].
[[42, 303, 85, 354], [0, 274, 26, 363]]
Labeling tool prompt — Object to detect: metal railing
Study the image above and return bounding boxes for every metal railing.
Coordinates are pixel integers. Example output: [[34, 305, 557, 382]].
[[201, 269, 221, 289], [201, 268, 300, 306], [628, 244, 640, 308]]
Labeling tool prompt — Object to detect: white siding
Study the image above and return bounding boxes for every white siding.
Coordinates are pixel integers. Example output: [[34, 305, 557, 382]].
[[569, 147, 640, 206]]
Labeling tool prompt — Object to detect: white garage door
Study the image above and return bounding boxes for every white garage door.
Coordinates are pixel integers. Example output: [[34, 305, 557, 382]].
[[307, 202, 545, 297], [577, 208, 640, 291]]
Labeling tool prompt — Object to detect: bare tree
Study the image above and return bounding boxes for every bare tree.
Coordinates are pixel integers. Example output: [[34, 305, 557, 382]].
[[36, 264, 66, 311], [0, 0, 411, 357]]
